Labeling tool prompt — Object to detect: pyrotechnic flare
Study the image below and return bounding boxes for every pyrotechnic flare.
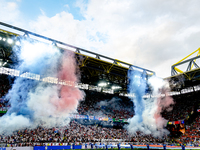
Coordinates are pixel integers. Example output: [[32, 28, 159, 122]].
[[0, 39, 84, 135], [127, 70, 174, 137]]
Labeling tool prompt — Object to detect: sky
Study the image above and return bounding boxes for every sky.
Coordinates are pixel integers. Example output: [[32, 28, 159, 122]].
[[0, 0, 200, 78]]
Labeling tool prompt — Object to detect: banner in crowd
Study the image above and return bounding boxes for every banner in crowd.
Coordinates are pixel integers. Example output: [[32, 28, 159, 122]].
[[0, 108, 184, 125], [0, 107, 188, 125], [112, 118, 128, 123], [167, 120, 184, 125], [69, 114, 113, 122], [69, 114, 130, 123]]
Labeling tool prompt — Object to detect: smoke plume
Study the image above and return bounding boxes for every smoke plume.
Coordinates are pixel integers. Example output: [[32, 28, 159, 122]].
[[0, 39, 84, 135], [127, 70, 174, 137]]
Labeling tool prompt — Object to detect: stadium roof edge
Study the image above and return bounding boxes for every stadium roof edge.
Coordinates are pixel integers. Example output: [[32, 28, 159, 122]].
[[0, 21, 155, 75], [165, 67, 200, 80]]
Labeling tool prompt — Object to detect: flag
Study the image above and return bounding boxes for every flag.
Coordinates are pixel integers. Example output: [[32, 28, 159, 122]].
[[108, 118, 112, 121], [174, 121, 179, 124], [99, 117, 103, 121], [85, 115, 89, 120], [103, 117, 108, 121], [54, 128, 59, 133], [168, 122, 172, 125], [101, 106, 106, 110], [119, 119, 124, 122], [124, 119, 128, 122]]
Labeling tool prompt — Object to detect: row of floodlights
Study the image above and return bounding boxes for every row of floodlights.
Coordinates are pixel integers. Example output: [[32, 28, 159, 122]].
[[119, 85, 200, 97], [98, 82, 121, 90], [0, 36, 20, 46], [0, 66, 119, 95], [98, 82, 109, 87], [2, 66, 199, 96]]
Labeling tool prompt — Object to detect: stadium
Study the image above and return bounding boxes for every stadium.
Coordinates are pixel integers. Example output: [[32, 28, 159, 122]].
[[0, 21, 200, 150]]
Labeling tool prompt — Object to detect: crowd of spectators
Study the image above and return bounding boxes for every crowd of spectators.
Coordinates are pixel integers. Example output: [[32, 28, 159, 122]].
[[162, 91, 200, 146], [0, 74, 200, 147], [0, 75, 11, 117], [162, 92, 198, 121], [77, 90, 134, 119], [175, 115, 200, 146], [0, 120, 169, 146], [0, 75, 11, 98], [77, 89, 199, 122]]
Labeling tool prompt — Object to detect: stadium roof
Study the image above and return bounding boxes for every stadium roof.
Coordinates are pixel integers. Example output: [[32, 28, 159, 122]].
[[0, 22, 155, 93], [165, 48, 200, 91]]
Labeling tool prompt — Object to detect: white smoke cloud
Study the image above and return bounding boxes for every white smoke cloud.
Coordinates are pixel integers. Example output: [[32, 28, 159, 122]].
[[127, 73, 174, 137], [1, 38, 84, 135], [0, 113, 31, 135]]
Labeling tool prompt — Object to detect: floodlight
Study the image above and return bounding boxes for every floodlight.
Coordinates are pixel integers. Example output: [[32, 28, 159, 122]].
[[16, 41, 20, 46], [7, 38, 13, 44], [111, 86, 121, 90], [3, 38, 6, 41], [3, 62, 7, 66], [0, 37, 2, 40], [98, 82, 107, 87]]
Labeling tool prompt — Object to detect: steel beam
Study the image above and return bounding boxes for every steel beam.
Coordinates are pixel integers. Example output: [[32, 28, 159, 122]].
[[0, 21, 155, 75], [172, 55, 200, 67]]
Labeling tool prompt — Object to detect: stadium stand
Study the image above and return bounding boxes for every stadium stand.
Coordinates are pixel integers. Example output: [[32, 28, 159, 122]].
[[0, 89, 200, 147], [77, 90, 134, 119], [1, 22, 200, 149], [162, 92, 198, 121]]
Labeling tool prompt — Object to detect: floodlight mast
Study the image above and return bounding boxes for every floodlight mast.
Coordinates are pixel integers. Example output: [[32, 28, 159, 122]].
[[0, 21, 155, 75]]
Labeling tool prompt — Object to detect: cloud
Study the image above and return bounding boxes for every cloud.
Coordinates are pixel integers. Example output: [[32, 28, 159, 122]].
[[0, 0, 19, 23], [79, 0, 200, 77], [0, 0, 26, 28]]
